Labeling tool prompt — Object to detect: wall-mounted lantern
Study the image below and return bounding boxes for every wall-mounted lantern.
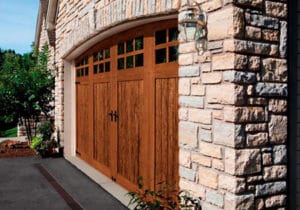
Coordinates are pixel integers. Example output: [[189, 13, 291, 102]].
[[179, 1, 207, 54]]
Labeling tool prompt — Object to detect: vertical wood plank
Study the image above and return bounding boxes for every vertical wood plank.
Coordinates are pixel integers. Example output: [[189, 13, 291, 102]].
[[155, 78, 179, 191], [117, 80, 143, 184], [94, 82, 110, 167]]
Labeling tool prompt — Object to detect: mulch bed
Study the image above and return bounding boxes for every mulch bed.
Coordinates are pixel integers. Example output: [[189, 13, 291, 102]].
[[0, 140, 36, 158]]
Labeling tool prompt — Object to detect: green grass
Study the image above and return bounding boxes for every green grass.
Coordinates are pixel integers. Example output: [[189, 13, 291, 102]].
[[0, 127, 17, 137]]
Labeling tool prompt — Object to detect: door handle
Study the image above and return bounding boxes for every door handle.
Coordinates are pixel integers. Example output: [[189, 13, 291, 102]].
[[108, 111, 114, 121], [113, 111, 118, 122]]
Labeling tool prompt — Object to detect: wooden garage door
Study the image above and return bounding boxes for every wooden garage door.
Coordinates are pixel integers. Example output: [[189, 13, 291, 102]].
[[75, 19, 178, 192]]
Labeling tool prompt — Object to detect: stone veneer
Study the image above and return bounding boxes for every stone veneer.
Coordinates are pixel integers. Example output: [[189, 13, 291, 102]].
[[178, 0, 287, 209], [36, 0, 288, 209]]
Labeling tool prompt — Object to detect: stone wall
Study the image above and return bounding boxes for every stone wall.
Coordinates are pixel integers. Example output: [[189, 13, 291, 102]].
[[178, 0, 287, 209]]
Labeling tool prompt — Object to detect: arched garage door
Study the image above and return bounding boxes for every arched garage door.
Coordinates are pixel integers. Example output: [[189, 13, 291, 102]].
[[75, 19, 178, 192]]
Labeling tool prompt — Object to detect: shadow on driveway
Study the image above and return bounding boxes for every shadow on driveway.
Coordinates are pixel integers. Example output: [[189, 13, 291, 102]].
[[0, 157, 128, 210]]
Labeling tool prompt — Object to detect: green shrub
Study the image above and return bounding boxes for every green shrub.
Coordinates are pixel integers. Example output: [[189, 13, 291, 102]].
[[37, 121, 54, 141], [30, 136, 42, 149], [127, 177, 201, 210]]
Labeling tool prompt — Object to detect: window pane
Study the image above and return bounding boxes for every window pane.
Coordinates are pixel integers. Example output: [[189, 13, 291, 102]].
[[169, 45, 178, 62], [93, 52, 98, 62], [77, 69, 81, 77], [105, 48, 110, 58], [155, 48, 166, 64], [99, 50, 104, 60], [126, 56, 134, 69], [118, 58, 124, 70], [94, 65, 98, 74], [80, 59, 84, 66], [155, 30, 166, 45], [135, 36, 143, 50], [84, 56, 89, 65], [99, 63, 104, 73], [80, 68, 84, 76], [126, 40, 134, 52], [169, 27, 179, 42], [85, 67, 89, 76], [118, 43, 124, 55], [135, 54, 143, 67], [105, 62, 110, 72]]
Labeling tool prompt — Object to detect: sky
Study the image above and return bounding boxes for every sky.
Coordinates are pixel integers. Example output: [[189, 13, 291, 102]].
[[0, 0, 39, 54]]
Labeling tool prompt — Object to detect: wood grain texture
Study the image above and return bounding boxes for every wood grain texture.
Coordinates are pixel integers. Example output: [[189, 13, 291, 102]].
[[76, 84, 90, 157], [94, 82, 110, 167], [117, 80, 143, 184], [155, 78, 179, 191]]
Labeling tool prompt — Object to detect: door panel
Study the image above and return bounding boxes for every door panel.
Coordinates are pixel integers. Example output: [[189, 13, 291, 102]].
[[117, 80, 143, 184], [94, 82, 111, 168], [76, 83, 90, 157], [155, 78, 179, 191]]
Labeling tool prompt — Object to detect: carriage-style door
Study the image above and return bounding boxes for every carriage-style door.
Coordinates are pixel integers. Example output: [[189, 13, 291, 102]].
[[76, 19, 179, 192]]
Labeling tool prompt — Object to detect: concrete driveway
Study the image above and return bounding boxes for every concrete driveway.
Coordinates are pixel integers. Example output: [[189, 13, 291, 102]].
[[0, 157, 128, 210]]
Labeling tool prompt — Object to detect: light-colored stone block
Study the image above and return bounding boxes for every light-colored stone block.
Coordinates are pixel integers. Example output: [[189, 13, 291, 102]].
[[191, 152, 211, 167], [191, 84, 205, 96], [262, 58, 287, 82], [207, 6, 244, 40], [189, 108, 212, 125], [245, 26, 261, 40], [179, 96, 204, 108], [225, 193, 254, 210], [201, 72, 222, 84], [201, 0, 222, 12], [179, 66, 200, 77], [263, 165, 287, 181], [265, 195, 286, 208], [206, 190, 224, 207], [179, 121, 198, 148], [179, 78, 191, 95], [179, 179, 205, 199], [225, 148, 261, 175], [245, 123, 267, 132], [269, 115, 287, 144], [206, 84, 245, 105], [219, 174, 245, 193], [199, 141, 222, 159], [214, 120, 244, 148], [212, 53, 247, 70], [265, 1, 287, 18], [268, 99, 287, 113], [179, 149, 191, 168], [247, 133, 268, 147], [212, 159, 224, 171], [198, 167, 218, 189]]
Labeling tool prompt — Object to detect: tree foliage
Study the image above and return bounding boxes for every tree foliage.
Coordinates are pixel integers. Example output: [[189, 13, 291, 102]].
[[0, 45, 54, 141]]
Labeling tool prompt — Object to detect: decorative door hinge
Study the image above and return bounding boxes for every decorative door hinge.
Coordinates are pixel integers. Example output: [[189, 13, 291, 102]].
[[75, 81, 80, 85]]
